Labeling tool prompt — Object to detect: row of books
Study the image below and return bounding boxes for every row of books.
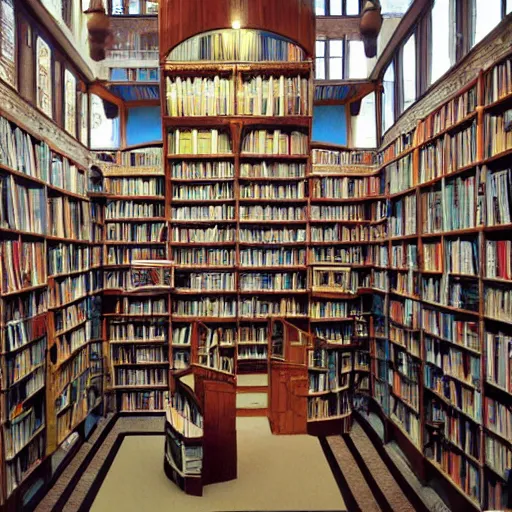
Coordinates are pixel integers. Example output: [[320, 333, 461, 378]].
[[168, 130, 231, 155], [310, 223, 386, 243], [485, 330, 511, 391], [114, 368, 168, 387], [105, 200, 165, 219], [1, 241, 46, 293], [485, 285, 512, 323], [239, 227, 306, 244], [48, 198, 91, 240], [241, 130, 308, 155], [377, 130, 414, 166], [416, 87, 477, 144], [173, 248, 235, 267], [484, 55, 512, 104], [312, 176, 382, 199], [307, 392, 351, 420], [386, 154, 413, 194], [237, 345, 267, 360], [484, 111, 512, 158], [176, 272, 236, 291], [49, 271, 100, 308], [108, 320, 167, 342], [486, 240, 512, 280], [48, 244, 100, 277], [5, 337, 46, 387], [172, 204, 235, 221], [173, 183, 234, 200], [312, 148, 376, 167], [172, 226, 236, 243], [485, 166, 511, 226], [112, 298, 167, 315], [390, 395, 420, 446], [310, 203, 379, 221], [106, 222, 167, 242], [165, 76, 234, 116], [391, 243, 417, 270], [112, 346, 166, 364], [170, 161, 235, 180], [239, 182, 305, 199], [240, 248, 306, 266], [120, 391, 167, 411], [310, 299, 363, 319], [311, 246, 366, 265], [167, 29, 306, 63], [389, 195, 417, 237], [106, 247, 167, 265], [119, 148, 162, 168], [168, 390, 202, 438], [241, 162, 306, 178], [105, 177, 164, 197], [419, 122, 477, 182], [50, 157, 86, 196], [485, 436, 511, 478], [239, 272, 306, 291], [238, 75, 311, 116], [422, 275, 479, 312]]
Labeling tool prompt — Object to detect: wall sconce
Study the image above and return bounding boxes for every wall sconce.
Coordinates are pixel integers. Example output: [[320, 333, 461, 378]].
[[84, 0, 111, 61], [232, 20, 241, 30], [360, 0, 383, 58]]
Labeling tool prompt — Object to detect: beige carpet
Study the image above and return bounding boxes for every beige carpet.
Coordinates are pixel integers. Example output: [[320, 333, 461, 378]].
[[91, 417, 345, 511]]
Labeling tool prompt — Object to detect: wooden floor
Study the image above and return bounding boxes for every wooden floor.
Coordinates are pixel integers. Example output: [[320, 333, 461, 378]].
[[91, 417, 346, 511]]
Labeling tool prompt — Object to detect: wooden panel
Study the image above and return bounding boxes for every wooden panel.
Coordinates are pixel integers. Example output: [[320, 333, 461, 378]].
[[159, 0, 315, 60], [202, 380, 237, 484], [268, 363, 307, 435]]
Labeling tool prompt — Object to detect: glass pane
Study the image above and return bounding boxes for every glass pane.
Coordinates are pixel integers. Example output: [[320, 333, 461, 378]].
[[316, 57, 326, 79], [36, 37, 52, 118], [430, 0, 453, 85], [329, 57, 343, 79], [0, 0, 16, 87], [329, 39, 343, 57], [352, 92, 377, 147], [382, 63, 395, 134], [380, 0, 413, 14], [315, 0, 326, 15], [90, 94, 120, 150], [348, 40, 367, 78], [111, 0, 124, 14], [346, 0, 360, 14], [64, 69, 77, 137], [472, 0, 502, 46], [128, 0, 140, 14], [508, 0, 512, 13], [330, 0, 342, 15], [316, 40, 326, 57], [80, 93, 88, 146], [402, 34, 416, 111]]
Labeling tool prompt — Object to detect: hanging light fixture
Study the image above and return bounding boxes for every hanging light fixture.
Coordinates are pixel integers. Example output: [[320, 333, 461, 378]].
[[84, 0, 112, 61], [360, 0, 383, 58]]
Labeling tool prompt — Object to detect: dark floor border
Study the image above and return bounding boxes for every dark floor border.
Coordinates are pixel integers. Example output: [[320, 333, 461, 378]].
[[50, 414, 118, 512], [318, 437, 360, 512], [342, 434, 394, 512], [353, 412, 436, 512], [78, 431, 164, 512]]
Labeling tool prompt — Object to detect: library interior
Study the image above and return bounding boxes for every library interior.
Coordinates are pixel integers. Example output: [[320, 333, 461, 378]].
[[0, 0, 511, 511]]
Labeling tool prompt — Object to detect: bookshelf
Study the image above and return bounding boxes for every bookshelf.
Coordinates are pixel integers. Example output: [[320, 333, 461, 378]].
[[92, 145, 173, 414], [0, 109, 105, 508], [365, 52, 512, 510]]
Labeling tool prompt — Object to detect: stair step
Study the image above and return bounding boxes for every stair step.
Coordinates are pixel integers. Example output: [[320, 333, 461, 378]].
[[236, 391, 268, 409], [237, 374, 268, 387]]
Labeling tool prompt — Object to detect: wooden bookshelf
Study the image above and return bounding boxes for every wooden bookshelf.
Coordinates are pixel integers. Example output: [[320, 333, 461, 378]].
[[364, 52, 512, 510]]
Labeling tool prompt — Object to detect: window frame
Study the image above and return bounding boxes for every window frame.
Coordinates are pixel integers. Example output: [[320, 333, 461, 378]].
[[316, 37, 366, 80]]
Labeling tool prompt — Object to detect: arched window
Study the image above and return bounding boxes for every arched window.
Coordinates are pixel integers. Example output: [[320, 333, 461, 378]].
[[64, 69, 77, 136], [36, 36, 52, 118], [0, 0, 16, 87]]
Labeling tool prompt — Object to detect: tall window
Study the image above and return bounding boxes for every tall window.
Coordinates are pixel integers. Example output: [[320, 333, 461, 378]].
[[382, 63, 395, 134], [348, 40, 367, 79], [472, 0, 502, 46], [64, 69, 76, 136], [36, 36, 52, 118], [430, 0, 455, 85], [0, 0, 16, 88], [328, 40, 343, 79], [315, 0, 326, 15], [402, 34, 416, 112], [90, 94, 120, 149], [345, 0, 359, 15], [315, 40, 326, 79], [79, 91, 88, 146], [352, 92, 377, 147]]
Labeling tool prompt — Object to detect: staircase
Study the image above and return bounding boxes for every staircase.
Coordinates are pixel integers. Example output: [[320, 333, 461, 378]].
[[236, 373, 269, 417]]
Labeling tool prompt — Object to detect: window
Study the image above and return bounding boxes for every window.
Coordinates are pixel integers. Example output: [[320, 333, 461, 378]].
[[79, 91, 88, 146], [315, 40, 326, 79], [110, 0, 158, 15], [90, 94, 120, 149], [328, 40, 343, 79], [472, 0, 502, 46], [314, 0, 359, 15], [382, 62, 395, 134], [352, 92, 377, 147], [508, 0, 512, 13], [430, 0, 455, 85], [36, 36, 52, 118], [0, 0, 16, 88], [348, 40, 367, 79], [380, 0, 413, 14], [402, 34, 416, 112], [64, 69, 76, 136]]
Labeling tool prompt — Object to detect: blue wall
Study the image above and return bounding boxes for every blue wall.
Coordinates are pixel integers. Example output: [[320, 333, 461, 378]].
[[126, 106, 162, 145], [312, 105, 347, 145]]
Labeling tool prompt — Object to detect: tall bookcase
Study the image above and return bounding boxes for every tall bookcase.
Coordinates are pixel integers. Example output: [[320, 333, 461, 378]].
[[365, 52, 512, 511], [0, 109, 104, 508], [92, 145, 172, 414]]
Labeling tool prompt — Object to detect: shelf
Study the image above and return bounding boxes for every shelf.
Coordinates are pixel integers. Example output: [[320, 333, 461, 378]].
[[240, 154, 309, 161], [167, 154, 234, 161]]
